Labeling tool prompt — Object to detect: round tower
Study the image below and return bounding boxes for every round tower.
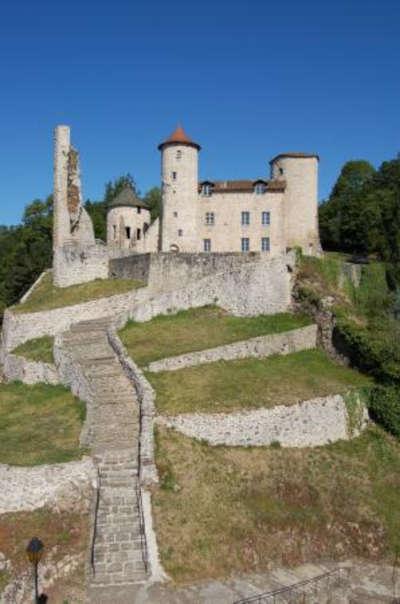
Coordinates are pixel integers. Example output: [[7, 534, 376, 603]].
[[107, 185, 151, 252], [270, 153, 321, 255], [158, 125, 200, 252]]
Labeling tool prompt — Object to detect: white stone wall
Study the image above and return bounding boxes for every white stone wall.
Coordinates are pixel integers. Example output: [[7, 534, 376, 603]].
[[147, 324, 317, 372], [53, 242, 109, 288], [197, 190, 285, 254], [3, 353, 59, 385], [271, 156, 320, 254], [161, 144, 199, 252], [0, 457, 96, 514], [1, 254, 293, 352], [107, 206, 152, 251], [53, 125, 71, 250], [157, 394, 369, 448]]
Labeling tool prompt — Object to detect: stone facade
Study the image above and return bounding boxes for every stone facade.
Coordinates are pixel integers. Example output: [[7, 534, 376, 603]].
[[147, 324, 317, 372], [3, 353, 59, 385], [105, 125, 321, 257], [157, 393, 369, 448]]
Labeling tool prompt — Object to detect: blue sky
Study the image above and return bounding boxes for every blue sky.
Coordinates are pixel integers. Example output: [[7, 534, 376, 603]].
[[1, 0, 399, 225]]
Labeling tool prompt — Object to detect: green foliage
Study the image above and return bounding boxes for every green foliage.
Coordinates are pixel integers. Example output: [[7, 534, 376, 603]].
[[319, 156, 400, 261], [368, 386, 400, 439], [143, 186, 162, 222], [13, 336, 54, 364]]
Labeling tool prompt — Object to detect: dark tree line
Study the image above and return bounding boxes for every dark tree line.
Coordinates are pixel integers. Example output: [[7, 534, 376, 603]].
[[0, 177, 161, 320], [319, 155, 400, 266]]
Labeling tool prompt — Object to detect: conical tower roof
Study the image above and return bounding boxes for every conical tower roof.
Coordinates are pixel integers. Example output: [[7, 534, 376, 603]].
[[107, 185, 149, 210], [158, 124, 201, 151]]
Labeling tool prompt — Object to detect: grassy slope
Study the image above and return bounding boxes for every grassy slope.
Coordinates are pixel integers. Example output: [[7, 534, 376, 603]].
[[13, 272, 144, 314], [0, 382, 85, 465], [147, 349, 371, 415], [120, 306, 312, 366], [153, 425, 400, 582], [13, 336, 54, 364]]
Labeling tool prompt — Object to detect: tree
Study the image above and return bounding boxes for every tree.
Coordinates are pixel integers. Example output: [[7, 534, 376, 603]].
[[143, 187, 161, 222]]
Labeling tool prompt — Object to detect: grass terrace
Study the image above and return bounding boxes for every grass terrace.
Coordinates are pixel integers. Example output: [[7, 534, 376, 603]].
[[13, 336, 54, 364], [147, 349, 372, 415], [0, 382, 85, 465], [14, 272, 144, 314], [153, 425, 400, 582], [120, 306, 312, 366]]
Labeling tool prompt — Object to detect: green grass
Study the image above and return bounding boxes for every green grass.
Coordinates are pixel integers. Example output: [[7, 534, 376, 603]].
[[120, 306, 312, 366], [0, 382, 86, 465], [147, 349, 372, 415], [153, 424, 400, 582], [13, 272, 144, 314], [13, 336, 54, 364]]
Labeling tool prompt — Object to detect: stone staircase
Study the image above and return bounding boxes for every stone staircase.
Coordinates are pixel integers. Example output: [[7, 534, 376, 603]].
[[61, 318, 148, 602]]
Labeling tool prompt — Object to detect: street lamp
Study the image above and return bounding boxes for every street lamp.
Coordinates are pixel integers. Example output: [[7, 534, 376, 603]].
[[26, 537, 44, 603]]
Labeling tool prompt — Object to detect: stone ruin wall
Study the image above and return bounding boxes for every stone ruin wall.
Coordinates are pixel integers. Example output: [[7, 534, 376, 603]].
[[53, 125, 108, 288]]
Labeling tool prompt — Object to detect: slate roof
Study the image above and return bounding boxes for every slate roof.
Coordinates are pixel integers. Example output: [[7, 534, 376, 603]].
[[108, 186, 149, 210]]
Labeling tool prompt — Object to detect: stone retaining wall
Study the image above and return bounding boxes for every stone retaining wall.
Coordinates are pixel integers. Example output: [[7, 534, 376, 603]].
[[3, 353, 59, 385], [1, 253, 293, 354], [0, 457, 96, 514], [147, 324, 317, 372], [158, 394, 369, 448]]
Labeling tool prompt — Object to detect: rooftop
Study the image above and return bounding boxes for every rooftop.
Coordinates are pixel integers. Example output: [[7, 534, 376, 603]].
[[108, 186, 149, 210], [198, 179, 286, 193], [269, 152, 319, 164], [158, 124, 201, 151]]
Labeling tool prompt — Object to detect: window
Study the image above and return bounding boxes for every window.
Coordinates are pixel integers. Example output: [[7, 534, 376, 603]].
[[172, 171, 177, 180], [201, 183, 212, 197], [125, 227, 131, 240], [176, 150, 182, 160], [203, 238, 211, 252], [205, 212, 215, 225], [279, 167, 284, 176], [137, 207, 141, 214], [137, 228, 141, 240], [241, 211, 250, 226], [144, 223, 149, 233], [261, 237, 270, 252], [241, 237, 250, 252], [173, 211, 178, 217], [262, 211, 270, 225], [178, 229, 183, 236], [255, 182, 266, 195], [113, 225, 117, 239]]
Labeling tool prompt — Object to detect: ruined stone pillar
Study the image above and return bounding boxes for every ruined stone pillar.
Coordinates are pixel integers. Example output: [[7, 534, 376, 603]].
[[53, 125, 72, 250]]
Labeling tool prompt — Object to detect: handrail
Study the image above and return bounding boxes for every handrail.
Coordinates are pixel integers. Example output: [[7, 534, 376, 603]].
[[135, 482, 149, 574], [233, 567, 350, 603], [90, 465, 101, 575]]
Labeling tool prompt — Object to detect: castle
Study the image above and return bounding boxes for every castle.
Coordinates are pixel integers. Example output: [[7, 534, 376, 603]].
[[107, 125, 320, 256], [52, 124, 320, 287]]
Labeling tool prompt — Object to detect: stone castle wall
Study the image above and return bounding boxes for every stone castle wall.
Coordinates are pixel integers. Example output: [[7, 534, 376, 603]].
[[2, 253, 293, 353]]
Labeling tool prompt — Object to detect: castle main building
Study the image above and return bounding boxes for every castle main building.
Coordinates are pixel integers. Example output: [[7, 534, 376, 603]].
[[107, 124, 321, 256]]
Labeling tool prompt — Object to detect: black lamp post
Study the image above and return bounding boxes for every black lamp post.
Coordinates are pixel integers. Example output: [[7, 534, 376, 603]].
[[26, 537, 44, 603]]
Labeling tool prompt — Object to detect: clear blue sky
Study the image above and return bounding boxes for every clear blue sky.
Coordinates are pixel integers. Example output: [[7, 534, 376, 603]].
[[1, 0, 399, 225]]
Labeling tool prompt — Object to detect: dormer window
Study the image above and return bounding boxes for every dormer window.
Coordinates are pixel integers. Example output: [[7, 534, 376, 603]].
[[254, 182, 266, 195], [201, 183, 213, 197]]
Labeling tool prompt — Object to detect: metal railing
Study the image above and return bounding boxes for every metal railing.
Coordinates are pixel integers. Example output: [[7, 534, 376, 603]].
[[233, 567, 350, 604], [136, 481, 149, 574]]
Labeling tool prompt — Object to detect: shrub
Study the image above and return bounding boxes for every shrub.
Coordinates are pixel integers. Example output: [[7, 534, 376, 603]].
[[368, 386, 400, 438]]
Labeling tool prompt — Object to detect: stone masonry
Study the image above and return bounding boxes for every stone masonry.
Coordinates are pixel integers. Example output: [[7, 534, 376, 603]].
[[147, 324, 317, 372], [59, 318, 149, 599]]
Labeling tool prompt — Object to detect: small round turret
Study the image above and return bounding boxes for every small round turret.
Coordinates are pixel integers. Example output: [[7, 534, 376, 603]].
[[107, 186, 150, 251]]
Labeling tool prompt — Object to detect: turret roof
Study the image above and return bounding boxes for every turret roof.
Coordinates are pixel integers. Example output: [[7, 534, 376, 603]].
[[158, 124, 201, 151], [108, 186, 149, 210]]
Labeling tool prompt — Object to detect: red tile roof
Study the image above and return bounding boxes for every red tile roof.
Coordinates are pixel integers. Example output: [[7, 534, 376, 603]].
[[198, 179, 286, 193], [158, 125, 201, 151]]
